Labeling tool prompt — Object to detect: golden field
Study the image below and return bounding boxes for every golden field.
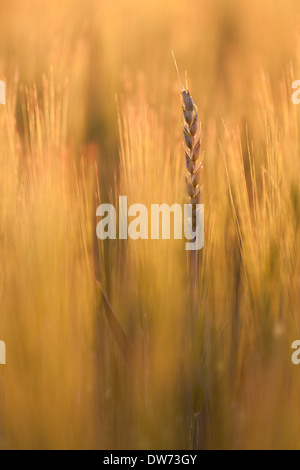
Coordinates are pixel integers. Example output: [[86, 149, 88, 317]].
[[1, 0, 300, 449]]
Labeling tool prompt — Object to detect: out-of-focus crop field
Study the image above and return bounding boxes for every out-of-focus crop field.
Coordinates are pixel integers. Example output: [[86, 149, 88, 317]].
[[1, 0, 300, 449]]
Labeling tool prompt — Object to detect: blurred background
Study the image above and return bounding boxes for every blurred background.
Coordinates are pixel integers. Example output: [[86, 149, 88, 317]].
[[1, 0, 300, 449], [1, 0, 299, 160]]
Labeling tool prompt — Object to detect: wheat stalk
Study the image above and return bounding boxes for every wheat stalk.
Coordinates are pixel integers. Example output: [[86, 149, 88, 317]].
[[172, 53, 204, 448], [183, 79, 202, 333], [181, 82, 204, 448], [172, 53, 203, 326]]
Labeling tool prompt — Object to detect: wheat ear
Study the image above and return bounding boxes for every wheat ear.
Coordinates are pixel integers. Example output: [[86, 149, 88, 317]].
[[182, 89, 202, 231]]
